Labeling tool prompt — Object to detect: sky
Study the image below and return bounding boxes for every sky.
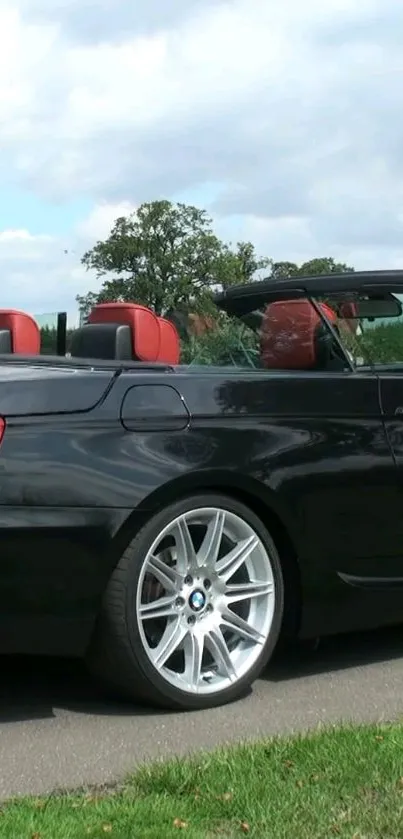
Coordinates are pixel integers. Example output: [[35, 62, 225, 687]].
[[1, 0, 403, 325]]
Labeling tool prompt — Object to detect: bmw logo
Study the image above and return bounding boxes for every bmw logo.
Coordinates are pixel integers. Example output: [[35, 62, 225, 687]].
[[189, 590, 206, 612]]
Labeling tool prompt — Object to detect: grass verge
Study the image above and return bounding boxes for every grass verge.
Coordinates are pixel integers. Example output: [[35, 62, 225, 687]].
[[1, 722, 403, 838]]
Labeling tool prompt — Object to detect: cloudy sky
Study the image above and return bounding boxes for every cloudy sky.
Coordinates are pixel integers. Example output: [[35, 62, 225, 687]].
[[1, 0, 403, 324]]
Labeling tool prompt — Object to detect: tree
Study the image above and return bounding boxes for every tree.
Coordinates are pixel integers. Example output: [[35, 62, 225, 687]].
[[217, 241, 272, 288], [78, 200, 269, 318], [298, 257, 354, 276], [270, 261, 300, 280], [270, 257, 354, 279], [77, 291, 99, 324]]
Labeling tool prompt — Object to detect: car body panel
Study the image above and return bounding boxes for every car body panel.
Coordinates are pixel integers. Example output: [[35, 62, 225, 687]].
[[0, 358, 402, 655], [0, 363, 117, 415], [0, 504, 130, 655], [2, 269, 403, 660], [120, 382, 190, 431]]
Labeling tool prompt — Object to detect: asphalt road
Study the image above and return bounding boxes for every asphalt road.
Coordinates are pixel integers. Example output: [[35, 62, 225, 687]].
[[1, 627, 402, 800]]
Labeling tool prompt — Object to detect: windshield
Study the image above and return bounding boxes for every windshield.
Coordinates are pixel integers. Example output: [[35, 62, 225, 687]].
[[181, 292, 403, 371], [322, 292, 403, 368]]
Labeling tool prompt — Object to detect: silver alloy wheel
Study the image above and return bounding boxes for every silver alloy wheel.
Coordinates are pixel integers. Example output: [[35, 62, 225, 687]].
[[136, 506, 276, 696]]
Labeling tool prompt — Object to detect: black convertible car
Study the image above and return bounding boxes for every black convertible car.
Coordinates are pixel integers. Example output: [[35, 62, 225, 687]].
[[1, 269, 403, 711]]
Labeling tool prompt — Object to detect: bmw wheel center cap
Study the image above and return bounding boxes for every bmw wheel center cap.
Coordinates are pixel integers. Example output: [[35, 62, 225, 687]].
[[189, 589, 206, 612]]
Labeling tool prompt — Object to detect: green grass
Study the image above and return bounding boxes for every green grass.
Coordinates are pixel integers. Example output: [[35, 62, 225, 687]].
[[2, 723, 403, 838]]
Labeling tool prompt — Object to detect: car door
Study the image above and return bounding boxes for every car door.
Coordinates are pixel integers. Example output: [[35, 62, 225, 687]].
[[183, 289, 403, 636], [349, 298, 403, 583], [377, 370, 403, 571], [174, 361, 399, 638]]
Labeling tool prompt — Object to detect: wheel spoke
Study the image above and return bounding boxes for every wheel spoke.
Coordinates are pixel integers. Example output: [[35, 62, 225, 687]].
[[225, 580, 274, 604], [172, 517, 197, 571], [183, 631, 204, 690], [215, 534, 259, 582], [147, 554, 182, 592], [220, 607, 265, 645], [151, 618, 188, 668], [197, 510, 225, 568], [139, 594, 177, 621], [205, 627, 237, 681], [138, 505, 276, 698]]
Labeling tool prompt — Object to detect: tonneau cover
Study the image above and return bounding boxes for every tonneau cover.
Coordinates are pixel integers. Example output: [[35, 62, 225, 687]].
[[0, 363, 117, 416]]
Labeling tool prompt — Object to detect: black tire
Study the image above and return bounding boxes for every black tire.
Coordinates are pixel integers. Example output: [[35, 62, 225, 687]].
[[87, 493, 285, 711]]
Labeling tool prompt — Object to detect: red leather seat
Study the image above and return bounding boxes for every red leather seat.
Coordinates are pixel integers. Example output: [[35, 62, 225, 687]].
[[89, 303, 161, 362], [71, 302, 181, 363], [0, 310, 40, 354], [260, 299, 337, 370], [158, 317, 180, 364]]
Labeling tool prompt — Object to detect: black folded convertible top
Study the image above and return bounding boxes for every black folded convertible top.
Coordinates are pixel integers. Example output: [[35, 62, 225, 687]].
[[215, 269, 403, 316]]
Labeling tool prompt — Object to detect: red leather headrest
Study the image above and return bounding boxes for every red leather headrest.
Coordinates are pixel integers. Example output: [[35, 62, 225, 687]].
[[0, 309, 40, 354], [338, 300, 358, 334], [260, 300, 337, 370], [339, 301, 357, 319], [158, 317, 180, 364], [320, 302, 337, 324], [89, 303, 160, 362]]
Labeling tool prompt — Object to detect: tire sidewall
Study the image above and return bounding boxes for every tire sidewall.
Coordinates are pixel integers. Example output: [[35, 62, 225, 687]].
[[123, 493, 284, 710]]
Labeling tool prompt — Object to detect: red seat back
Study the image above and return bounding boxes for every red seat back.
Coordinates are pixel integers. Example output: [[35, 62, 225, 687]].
[[89, 303, 181, 363], [89, 303, 160, 362], [0, 310, 40, 354], [338, 300, 358, 334], [260, 299, 336, 370], [158, 317, 180, 364]]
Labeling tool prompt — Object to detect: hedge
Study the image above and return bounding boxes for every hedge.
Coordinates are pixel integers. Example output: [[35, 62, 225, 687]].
[[356, 321, 403, 363], [39, 319, 403, 365], [182, 318, 403, 367], [40, 326, 73, 355]]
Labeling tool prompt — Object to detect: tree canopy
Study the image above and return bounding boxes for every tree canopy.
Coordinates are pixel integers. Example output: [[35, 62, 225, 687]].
[[41, 203, 403, 367], [78, 200, 270, 319], [270, 257, 354, 279], [78, 199, 355, 328]]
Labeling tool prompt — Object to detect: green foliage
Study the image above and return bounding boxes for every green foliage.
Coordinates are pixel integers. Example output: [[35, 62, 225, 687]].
[[180, 316, 258, 367], [357, 320, 403, 363], [78, 200, 269, 318], [77, 197, 355, 324], [2, 723, 403, 839], [181, 315, 403, 369], [219, 240, 271, 288], [76, 291, 98, 322], [40, 326, 73, 355], [40, 326, 58, 354], [179, 253, 354, 367], [299, 257, 354, 276], [271, 257, 354, 279]]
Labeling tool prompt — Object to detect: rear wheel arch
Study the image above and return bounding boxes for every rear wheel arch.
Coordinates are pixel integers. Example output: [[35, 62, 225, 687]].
[[111, 471, 302, 640]]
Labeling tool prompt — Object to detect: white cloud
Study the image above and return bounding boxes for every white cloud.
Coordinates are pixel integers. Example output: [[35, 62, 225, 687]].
[[0, 201, 139, 320], [0, 229, 83, 321], [16, 0, 221, 44], [1, 0, 403, 314], [77, 201, 136, 241], [2, 0, 398, 200], [0, 229, 51, 244]]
